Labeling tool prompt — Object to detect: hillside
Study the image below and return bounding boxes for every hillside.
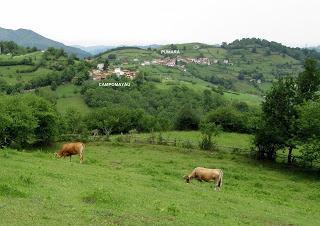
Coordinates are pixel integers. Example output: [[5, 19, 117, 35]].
[[72, 45, 115, 55], [1, 141, 319, 225], [93, 39, 319, 97], [311, 45, 320, 52], [0, 27, 90, 58], [0, 39, 317, 112]]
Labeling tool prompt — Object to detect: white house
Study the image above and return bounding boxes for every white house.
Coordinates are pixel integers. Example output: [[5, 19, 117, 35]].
[[97, 63, 104, 71], [114, 68, 124, 76]]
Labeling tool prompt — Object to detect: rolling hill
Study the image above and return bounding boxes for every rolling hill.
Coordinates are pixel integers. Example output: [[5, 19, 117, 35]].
[[94, 39, 319, 96], [73, 45, 162, 56], [1, 38, 319, 113], [1, 141, 319, 225], [71, 45, 115, 55], [310, 45, 320, 52], [0, 27, 91, 58]]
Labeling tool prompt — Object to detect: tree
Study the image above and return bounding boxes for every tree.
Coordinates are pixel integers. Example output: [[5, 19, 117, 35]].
[[199, 122, 220, 151], [296, 100, 320, 166], [23, 95, 59, 146], [175, 105, 199, 130], [0, 108, 12, 147], [0, 95, 58, 148], [170, 44, 178, 50], [85, 107, 147, 134], [36, 88, 58, 105], [232, 101, 249, 112], [265, 49, 271, 56], [255, 77, 298, 162], [205, 106, 248, 133], [51, 81, 57, 91], [103, 59, 109, 70], [63, 108, 87, 134], [202, 90, 214, 113], [300, 139, 320, 167], [134, 73, 145, 87], [108, 54, 117, 60], [297, 58, 320, 101], [237, 73, 245, 80], [297, 100, 320, 139], [255, 59, 320, 164]]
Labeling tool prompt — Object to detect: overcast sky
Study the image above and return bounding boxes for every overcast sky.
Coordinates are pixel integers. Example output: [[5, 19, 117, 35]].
[[1, 0, 319, 47]]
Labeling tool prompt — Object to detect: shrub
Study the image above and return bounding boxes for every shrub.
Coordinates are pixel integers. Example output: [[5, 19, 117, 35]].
[[175, 105, 199, 130], [0, 94, 59, 148], [300, 139, 320, 167], [204, 106, 258, 133], [181, 140, 194, 149], [199, 122, 220, 151]]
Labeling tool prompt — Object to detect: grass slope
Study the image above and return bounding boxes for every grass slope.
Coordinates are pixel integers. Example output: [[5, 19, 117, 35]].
[[0, 142, 319, 225], [92, 43, 303, 103], [55, 84, 91, 114], [111, 131, 253, 150]]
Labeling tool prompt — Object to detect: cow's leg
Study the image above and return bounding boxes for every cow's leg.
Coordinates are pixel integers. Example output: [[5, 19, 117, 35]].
[[80, 153, 83, 164], [214, 178, 219, 191], [69, 155, 72, 162], [79, 147, 83, 164]]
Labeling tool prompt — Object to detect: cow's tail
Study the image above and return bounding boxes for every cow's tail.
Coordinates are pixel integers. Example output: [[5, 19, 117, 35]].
[[218, 169, 223, 188]]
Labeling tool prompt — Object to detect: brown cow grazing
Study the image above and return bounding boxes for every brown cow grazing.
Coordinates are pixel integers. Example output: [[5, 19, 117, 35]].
[[184, 167, 223, 191], [55, 142, 84, 164]]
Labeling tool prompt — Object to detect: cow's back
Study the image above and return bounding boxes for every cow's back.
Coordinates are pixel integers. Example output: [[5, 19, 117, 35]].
[[195, 167, 220, 181], [61, 142, 83, 155]]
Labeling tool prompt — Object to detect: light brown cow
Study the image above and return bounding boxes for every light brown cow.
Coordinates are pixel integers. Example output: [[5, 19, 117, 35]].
[[184, 167, 223, 191], [55, 142, 84, 163]]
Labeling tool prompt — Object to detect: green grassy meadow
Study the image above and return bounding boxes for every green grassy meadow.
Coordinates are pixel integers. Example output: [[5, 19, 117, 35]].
[[112, 131, 254, 150], [55, 84, 91, 114], [1, 141, 319, 226]]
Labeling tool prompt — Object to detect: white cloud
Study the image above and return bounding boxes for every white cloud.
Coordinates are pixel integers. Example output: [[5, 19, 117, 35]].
[[0, 0, 319, 47]]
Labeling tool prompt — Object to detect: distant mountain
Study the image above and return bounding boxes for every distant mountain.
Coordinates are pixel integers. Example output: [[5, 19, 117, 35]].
[[137, 44, 162, 49], [309, 46, 320, 52], [0, 27, 91, 58], [73, 44, 162, 55], [72, 45, 115, 55]]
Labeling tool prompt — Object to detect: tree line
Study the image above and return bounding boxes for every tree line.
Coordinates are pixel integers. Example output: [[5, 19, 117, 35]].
[[223, 38, 320, 61], [254, 58, 320, 166], [0, 41, 38, 55]]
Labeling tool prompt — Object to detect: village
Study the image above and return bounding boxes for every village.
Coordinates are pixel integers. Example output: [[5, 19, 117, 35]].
[[90, 55, 232, 81], [90, 63, 137, 81]]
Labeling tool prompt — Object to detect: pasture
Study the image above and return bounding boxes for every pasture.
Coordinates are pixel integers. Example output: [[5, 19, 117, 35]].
[[55, 84, 91, 114], [1, 141, 319, 225], [111, 131, 253, 150]]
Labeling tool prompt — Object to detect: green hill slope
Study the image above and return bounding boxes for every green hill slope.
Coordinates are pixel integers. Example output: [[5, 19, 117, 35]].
[[1, 38, 318, 113], [0, 142, 319, 225], [0, 27, 91, 58], [93, 39, 318, 97]]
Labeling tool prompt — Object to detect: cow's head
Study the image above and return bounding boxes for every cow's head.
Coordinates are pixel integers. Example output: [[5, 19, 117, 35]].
[[183, 175, 190, 183], [54, 152, 62, 158]]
